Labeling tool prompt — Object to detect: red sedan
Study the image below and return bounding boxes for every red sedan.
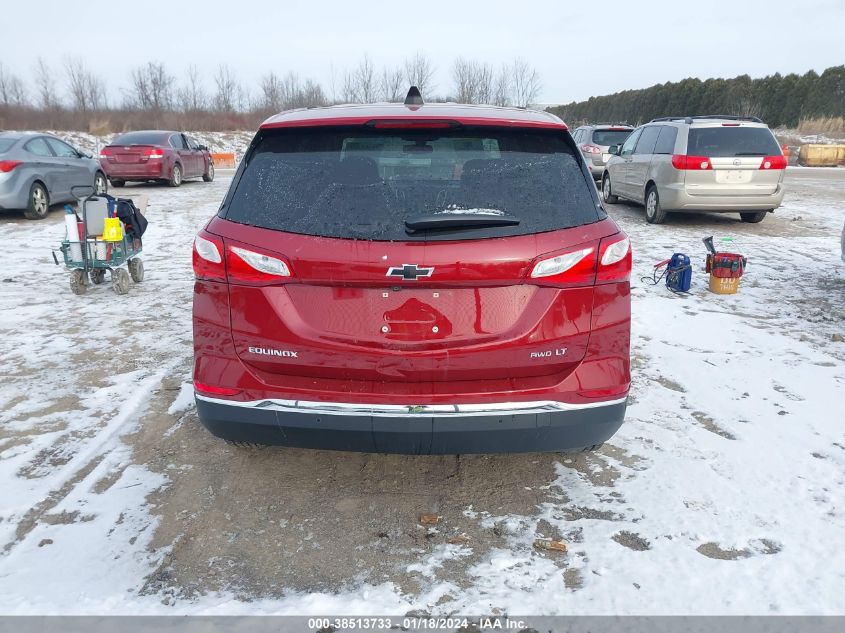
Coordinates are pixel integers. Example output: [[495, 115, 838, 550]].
[[192, 93, 631, 454], [100, 130, 214, 187]]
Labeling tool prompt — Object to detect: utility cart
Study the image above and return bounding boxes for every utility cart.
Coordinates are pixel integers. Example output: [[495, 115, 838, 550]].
[[54, 185, 146, 295]]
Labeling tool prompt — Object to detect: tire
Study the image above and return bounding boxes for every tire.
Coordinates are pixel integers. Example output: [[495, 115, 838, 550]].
[[168, 163, 182, 187], [112, 268, 130, 295], [645, 185, 667, 224], [69, 269, 87, 295], [740, 211, 769, 223], [602, 175, 618, 204], [90, 269, 106, 285], [109, 179, 126, 188], [24, 182, 50, 220], [128, 258, 144, 283], [202, 161, 215, 182], [94, 172, 108, 195]]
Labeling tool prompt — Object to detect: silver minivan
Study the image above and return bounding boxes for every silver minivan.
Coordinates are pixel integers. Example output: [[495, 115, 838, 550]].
[[602, 116, 786, 224]]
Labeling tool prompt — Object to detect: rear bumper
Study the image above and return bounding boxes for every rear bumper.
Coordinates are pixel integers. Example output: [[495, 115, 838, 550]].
[[195, 394, 627, 454], [659, 183, 785, 211], [102, 160, 166, 180]]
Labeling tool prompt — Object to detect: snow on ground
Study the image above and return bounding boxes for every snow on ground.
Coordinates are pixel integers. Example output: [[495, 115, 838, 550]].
[[0, 168, 843, 615]]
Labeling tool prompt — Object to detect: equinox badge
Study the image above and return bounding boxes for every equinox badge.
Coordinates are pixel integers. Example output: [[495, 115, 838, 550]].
[[387, 264, 434, 281]]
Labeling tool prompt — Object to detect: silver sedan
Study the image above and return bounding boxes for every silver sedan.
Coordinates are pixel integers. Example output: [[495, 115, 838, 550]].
[[0, 132, 108, 220]]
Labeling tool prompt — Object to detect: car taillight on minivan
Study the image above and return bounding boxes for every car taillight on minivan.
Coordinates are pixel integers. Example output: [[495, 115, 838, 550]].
[[759, 155, 787, 170], [671, 155, 712, 170], [530, 234, 630, 287], [192, 231, 293, 284]]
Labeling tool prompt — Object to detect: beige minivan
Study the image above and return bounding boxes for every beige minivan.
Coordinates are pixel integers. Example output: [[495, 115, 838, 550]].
[[602, 116, 786, 224]]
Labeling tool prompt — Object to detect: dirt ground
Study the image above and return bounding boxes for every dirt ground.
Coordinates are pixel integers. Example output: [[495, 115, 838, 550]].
[[1, 167, 844, 614]]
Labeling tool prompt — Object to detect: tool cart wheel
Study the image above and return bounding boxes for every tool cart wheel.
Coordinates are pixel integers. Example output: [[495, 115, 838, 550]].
[[112, 268, 130, 295], [69, 269, 87, 295], [90, 269, 106, 285], [128, 258, 144, 283]]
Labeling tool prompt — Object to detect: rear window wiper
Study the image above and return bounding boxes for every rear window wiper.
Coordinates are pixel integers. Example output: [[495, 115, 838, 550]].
[[405, 213, 520, 233], [733, 152, 767, 156]]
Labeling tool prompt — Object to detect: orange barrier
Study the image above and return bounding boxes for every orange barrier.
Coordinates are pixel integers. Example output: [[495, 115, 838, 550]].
[[211, 152, 237, 168]]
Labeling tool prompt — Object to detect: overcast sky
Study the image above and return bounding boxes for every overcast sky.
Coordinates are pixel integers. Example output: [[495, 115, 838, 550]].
[[3, 0, 843, 105]]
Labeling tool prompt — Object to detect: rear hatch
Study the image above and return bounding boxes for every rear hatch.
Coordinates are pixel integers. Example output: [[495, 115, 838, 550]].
[[207, 124, 628, 392], [589, 128, 633, 165], [681, 124, 785, 196], [102, 132, 168, 168]]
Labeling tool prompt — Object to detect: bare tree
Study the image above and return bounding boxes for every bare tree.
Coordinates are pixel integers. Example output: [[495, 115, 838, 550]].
[[452, 58, 495, 104], [213, 64, 240, 112], [178, 65, 207, 112], [128, 61, 174, 111], [493, 65, 510, 106], [33, 58, 58, 110], [300, 79, 328, 108], [510, 58, 541, 108], [260, 71, 283, 111], [343, 55, 377, 103], [404, 52, 435, 97], [0, 62, 28, 107], [380, 66, 405, 102], [64, 57, 105, 111]]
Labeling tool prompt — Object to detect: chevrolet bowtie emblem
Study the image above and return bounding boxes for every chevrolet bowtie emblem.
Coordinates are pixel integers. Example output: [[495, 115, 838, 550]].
[[386, 264, 434, 281]]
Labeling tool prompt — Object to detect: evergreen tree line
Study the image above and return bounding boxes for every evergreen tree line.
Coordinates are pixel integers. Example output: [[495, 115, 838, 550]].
[[548, 66, 845, 128]]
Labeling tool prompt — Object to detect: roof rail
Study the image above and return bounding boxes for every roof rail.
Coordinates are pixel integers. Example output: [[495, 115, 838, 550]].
[[649, 116, 692, 123], [649, 115, 763, 124]]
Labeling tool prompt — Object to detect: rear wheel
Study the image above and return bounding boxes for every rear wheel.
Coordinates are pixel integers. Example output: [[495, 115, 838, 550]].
[[169, 163, 182, 187], [112, 268, 130, 295], [90, 269, 106, 285], [24, 182, 49, 220], [69, 269, 87, 295], [94, 172, 108, 195], [109, 179, 126, 188], [645, 185, 667, 224], [601, 175, 618, 204], [740, 210, 769, 223], [203, 161, 215, 182], [128, 258, 144, 283]]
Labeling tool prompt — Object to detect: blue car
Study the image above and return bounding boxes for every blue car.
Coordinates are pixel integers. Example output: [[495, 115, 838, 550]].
[[0, 132, 108, 220]]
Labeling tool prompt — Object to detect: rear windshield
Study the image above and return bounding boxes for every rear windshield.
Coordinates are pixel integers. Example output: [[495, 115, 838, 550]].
[[224, 127, 602, 241], [112, 132, 168, 146], [591, 129, 632, 147], [0, 139, 15, 153], [687, 127, 780, 157]]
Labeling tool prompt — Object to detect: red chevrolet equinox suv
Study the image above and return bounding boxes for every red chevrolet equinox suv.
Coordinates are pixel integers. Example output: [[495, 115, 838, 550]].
[[192, 92, 631, 454]]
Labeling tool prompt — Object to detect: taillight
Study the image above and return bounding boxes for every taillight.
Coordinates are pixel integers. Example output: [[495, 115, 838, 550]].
[[530, 245, 597, 287], [671, 155, 712, 170], [581, 144, 602, 154], [0, 160, 22, 173], [226, 245, 291, 283], [194, 381, 242, 397], [143, 148, 165, 158], [759, 155, 787, 170], [596, 235, 631, 284], [99, 148, 113, 157], [192, 233, 225, 281], [193, 232, 293, 284]]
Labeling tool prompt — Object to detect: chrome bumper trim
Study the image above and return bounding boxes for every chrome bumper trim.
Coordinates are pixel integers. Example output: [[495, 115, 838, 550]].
[[195, 394, 627, 418]]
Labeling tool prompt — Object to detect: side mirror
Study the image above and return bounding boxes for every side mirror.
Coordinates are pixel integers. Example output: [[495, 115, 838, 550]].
[[608, 145, 619, 156]]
